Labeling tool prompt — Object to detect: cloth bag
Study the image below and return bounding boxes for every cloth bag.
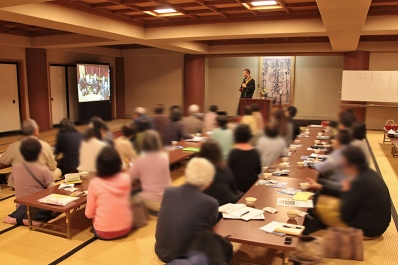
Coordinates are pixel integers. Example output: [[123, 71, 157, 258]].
[[130, 194, 149, 228], [323, 227, 364, 261], [289, 236, 323, 264]]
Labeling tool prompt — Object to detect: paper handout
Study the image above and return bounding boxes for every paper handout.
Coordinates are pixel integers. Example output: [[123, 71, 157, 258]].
[[277, 198, 314, 208], [38, 194, 79, 206], [219, 203, 264, 221], [293, 192, 314, 201], [260, 221, 305, 236]]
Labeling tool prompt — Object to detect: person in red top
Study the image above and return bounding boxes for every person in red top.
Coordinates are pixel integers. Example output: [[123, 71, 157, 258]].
[[85, 147, 133, 240]]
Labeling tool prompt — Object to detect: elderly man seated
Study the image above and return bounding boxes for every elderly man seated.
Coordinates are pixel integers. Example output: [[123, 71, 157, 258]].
[[155, 158, 218, 262], [0, 119, 61, 187], [182, 104, 203, 134]]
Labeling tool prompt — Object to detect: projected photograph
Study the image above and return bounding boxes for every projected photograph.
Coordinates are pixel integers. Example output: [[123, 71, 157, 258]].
[[77, 64, 110, 102]]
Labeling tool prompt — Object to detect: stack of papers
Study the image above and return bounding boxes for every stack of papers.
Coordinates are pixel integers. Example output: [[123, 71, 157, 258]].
[[219, 203, 264, 221], [277, 188, 299, 197], [260, 221, 305, 236], [38, 194, 79, 206], [65, 173, 82, 184]]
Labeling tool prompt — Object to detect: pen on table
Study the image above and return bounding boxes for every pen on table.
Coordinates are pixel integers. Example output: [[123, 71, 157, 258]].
[[283, 225, 301, 229], [240, 211, 250, 217]]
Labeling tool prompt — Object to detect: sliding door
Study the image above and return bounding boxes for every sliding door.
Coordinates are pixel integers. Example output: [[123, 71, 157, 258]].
[[0, 63, 21, 132], [50, 66, 68, 125]]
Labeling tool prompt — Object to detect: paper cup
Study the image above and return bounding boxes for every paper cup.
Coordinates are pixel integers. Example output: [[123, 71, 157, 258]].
[[299, 182, 310, 190], [245, 197, 257, 207]]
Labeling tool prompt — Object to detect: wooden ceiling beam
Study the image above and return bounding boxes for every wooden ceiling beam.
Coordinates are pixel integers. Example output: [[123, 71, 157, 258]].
[[235, 0, 258, 16], [276, 0, 291, 14], [91, 2, 117, 8]]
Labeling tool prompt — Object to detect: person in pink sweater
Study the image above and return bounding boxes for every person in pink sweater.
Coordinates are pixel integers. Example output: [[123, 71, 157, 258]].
[[85, 147, 132, 240], [130, 130, 171, 212]]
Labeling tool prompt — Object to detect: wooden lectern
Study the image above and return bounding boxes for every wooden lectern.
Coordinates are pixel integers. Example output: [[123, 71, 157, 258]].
[[239, 98, 273, 123]]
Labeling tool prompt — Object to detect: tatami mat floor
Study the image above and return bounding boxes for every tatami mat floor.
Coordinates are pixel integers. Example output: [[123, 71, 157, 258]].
[[0, 130, 397, 265]]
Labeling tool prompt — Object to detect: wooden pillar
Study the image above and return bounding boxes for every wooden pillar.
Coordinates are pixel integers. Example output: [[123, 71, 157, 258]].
[[184, 55, 205, 115], [115, 57, 125, 118], [342, 51, 370, 122], [25, 48, 51, 131]]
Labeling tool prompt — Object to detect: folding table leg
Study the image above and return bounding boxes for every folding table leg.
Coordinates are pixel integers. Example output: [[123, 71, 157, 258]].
[[65, 210, 71, 239], [27, 206, 32, 230], [282, 250, 289, 265]]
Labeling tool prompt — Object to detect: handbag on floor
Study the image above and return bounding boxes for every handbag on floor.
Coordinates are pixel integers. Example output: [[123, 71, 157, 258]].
[[289, 236, 323, 264], [323, 227, 364, 261]]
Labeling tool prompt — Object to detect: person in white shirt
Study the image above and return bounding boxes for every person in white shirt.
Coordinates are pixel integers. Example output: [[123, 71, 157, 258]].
[[257, 123, 288, 166], [114, 123, 137, 166], [350, 121, 371, 164], [78, 128, 107, 173]]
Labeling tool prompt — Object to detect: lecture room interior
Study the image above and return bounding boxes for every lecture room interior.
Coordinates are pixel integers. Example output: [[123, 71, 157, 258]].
[[1, 1, 398, 265]]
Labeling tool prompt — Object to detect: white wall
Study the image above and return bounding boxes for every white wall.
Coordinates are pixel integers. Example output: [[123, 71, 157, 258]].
[[294, 56, 344, 120], [367, 52, 398, 129], [124, 54, 184, 118], [206, 57, 259, 115]]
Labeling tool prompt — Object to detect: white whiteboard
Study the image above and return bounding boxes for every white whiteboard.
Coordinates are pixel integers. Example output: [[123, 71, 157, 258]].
[[341, 70, 398, 102]]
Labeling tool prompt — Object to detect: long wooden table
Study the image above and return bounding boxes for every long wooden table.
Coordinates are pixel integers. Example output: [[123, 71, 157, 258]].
[[214, 126, 328, 265]]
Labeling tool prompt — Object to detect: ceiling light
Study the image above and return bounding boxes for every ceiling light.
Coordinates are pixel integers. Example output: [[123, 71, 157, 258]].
[[154, 8, 177, 14], [251, 1, 278, 6]]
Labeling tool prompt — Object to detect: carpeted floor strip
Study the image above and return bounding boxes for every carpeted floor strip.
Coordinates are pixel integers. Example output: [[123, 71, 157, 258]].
[[48, 237, 98, 265]]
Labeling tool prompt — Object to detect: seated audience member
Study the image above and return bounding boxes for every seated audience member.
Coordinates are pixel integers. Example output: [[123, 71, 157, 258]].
[[155, 158, 218, 262], [307, 146, 391, 238], [1, 119, 61, 187], [130, 130, 171, 212], [272, 109, 293, 146], [134, 118, 151, 154], [240, 106, 258, 136], [182, 104, 203, 134], [91, 116, 113, 146], [203, 105, 218, 132], [169, 105, 182, 114], [55, 118, 83, 175], [211, 116, 233, 160], [350, 121, 371, 164], [338, 109, 357, 130], [78, 128, 107, 173], [114, 123, 137, 166], [313, 130, 352, 185], [134, 107, 154, 129], [257, 123, 288, 166], [251, 104, 264, 132], [85, 147, 132, 240], [199, 140, 242, 206], [228, 124, 262, 193], [163, 110, 193, 145], [3, 138, 55, 226], [286, 106, 301, 140], [152, 104, 169, 138]]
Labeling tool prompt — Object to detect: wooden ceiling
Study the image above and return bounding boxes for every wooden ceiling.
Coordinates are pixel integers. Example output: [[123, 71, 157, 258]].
[[52, 0, 398, 27], [0, 20, 70, 37]]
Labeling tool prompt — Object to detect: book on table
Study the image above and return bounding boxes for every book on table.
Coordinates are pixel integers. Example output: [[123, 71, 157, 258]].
[[219, 203, 264, 221], [38, 194, 79, 206]]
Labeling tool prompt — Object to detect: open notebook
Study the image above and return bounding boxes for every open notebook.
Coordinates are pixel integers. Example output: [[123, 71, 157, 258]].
[[219, 203, 264, 221]]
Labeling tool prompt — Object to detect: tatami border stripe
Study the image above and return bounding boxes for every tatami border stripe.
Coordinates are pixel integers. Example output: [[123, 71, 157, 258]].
[[48, 237, 98, 265], [366, 137, 398, 231], [0, 194, 14, 202], [0, 225, 18, 235]]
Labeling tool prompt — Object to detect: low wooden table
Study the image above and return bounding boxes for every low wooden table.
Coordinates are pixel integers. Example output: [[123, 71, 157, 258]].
[[214, 126, 325, 264], [168, 139, 203, 165], [14, 174, 93, 239]]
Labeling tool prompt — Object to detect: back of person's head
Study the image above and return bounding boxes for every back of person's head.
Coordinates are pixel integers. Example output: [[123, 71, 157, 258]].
[[20, 137, 42, 162], [142, 130, 162, 152], [154, 104, 164, 115], [198, 140, 223, 169], [264, 122, 280, 138], [339, 110, 357, 129], [337, 129, 352, 145], [169, 105, 181, 113], [251, 104, 260, 112], [96, 147, 122, 178], [342, 146, 368, 172], [135, 107, 146, 116], [351, 121, 366, 140], [90, 116, 108, 140], [170, 110, 182, 122], [209, 105, 218, 113], [273, 109, 287, 136], [136, 118, 150, 133], [234, 124, 252, 143], [121, 123, 136, 138], [244, 105, 252, 115], [59, 118, 76, 132], [216, 115, 228, 130], [287, 106, 298, 118], [22, 119, 39, 136], [189, 104, 200, 115], [273, 109, 286, 122], [83, 128, 98, 141], [185, 157, 215, 190]]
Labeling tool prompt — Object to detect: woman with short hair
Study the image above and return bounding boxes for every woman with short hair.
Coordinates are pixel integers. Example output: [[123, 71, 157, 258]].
[[130, 130, 171, 212], [85, 147, 132, 240], [78, 128, 107, 173]]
